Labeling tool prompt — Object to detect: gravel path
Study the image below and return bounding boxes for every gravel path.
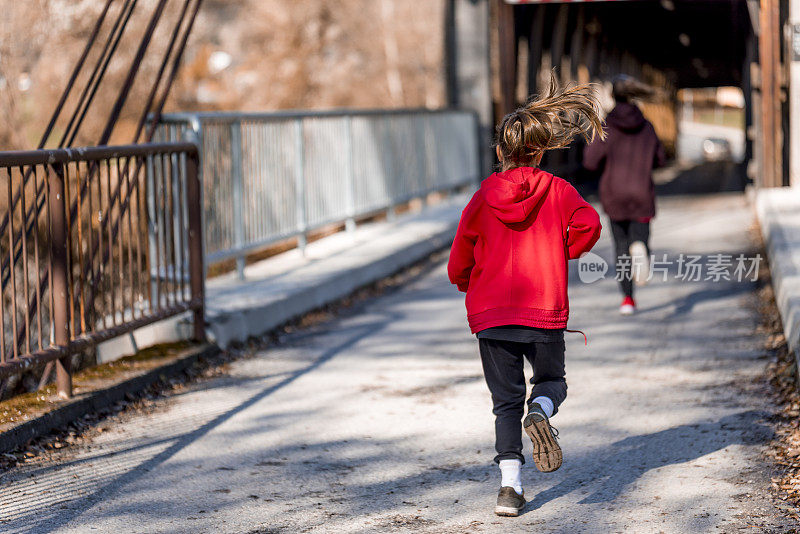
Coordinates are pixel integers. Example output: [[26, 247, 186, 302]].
[[0, 193, 793, 533]]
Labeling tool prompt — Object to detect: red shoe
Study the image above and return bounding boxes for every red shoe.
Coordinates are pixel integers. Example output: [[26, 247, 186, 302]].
[[619, 296, 636, 316]]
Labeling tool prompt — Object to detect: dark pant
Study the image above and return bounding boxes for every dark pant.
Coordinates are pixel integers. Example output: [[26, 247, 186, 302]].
[[609, 219, 650, 298], [479, 338, 566, 464]]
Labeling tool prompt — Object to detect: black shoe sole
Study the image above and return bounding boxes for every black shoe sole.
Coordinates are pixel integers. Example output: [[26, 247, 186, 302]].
[[523, 413, 562, 472]]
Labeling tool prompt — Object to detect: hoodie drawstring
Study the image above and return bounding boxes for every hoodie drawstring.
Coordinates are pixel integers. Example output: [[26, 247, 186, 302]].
[[565, 329, 587, 346]]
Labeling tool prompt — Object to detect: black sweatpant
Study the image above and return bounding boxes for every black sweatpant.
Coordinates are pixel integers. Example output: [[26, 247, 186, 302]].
[[479, 338, 566, 464], [609, 219, 650, 298]]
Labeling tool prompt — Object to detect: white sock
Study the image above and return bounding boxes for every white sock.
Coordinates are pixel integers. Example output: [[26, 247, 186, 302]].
[[499, 459, 523, 495], [532, 396, 554, 418]]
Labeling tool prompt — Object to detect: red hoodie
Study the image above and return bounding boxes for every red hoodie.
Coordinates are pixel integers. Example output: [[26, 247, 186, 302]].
[[448, 167, 601, 333]]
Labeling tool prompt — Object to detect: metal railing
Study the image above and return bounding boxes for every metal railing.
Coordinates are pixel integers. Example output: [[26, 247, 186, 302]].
[[0, 142, 204, 398], [155, 109, 480, 277]]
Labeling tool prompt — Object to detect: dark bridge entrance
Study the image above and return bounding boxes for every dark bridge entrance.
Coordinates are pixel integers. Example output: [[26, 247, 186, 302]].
[[490, 0, 784, 188]]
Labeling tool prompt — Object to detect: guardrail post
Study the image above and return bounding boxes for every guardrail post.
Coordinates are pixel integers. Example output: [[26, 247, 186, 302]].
[[384, 116, 397, 222], [231, 121, 246, 279], [185, 149, 206, 342], [49, 163, 72, 399], [187, 118, 208, 280], [344, 115, 356, 233], [146, 154, 159, 307], [294, 119, 307, 254]]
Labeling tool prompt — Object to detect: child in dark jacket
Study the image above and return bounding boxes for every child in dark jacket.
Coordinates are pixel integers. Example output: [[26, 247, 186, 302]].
[[448, 75, 604, 517], [583, 75, 666, 316]]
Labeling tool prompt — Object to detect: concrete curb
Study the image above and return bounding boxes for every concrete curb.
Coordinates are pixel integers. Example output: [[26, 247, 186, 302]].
[[0, 343, 220, 454], [755, 186, 800, 376], [205, 220, 460, 348], [96, 196, 469, 359]]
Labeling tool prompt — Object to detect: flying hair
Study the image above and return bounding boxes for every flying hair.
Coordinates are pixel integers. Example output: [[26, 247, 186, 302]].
[[495, 72, 606, 171], [612, 74, 656, 103]]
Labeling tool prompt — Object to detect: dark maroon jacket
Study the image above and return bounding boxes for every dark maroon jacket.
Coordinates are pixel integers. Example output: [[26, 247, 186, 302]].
[[583, 102, 666, 221]]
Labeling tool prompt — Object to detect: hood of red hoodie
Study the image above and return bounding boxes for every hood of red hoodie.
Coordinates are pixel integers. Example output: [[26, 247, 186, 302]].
[[480, 166, 554, 224]]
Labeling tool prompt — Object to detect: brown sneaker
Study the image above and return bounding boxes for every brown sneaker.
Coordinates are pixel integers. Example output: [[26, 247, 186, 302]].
[[523, 402, 562, 472], [494, 486, 525, 516]]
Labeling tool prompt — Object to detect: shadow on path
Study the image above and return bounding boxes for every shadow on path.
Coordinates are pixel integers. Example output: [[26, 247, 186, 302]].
[[19, 311, 399, 534], [635, 280, 753, 317], [655, 161, 747, 196], [524, 410, 771, 513]]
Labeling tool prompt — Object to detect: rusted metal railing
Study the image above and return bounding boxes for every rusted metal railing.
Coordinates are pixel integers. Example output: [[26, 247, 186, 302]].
[[0, 142, 204, 398]]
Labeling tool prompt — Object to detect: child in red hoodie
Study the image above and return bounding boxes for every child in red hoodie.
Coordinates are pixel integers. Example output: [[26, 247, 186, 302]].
[[448, 75, 604, 517]]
